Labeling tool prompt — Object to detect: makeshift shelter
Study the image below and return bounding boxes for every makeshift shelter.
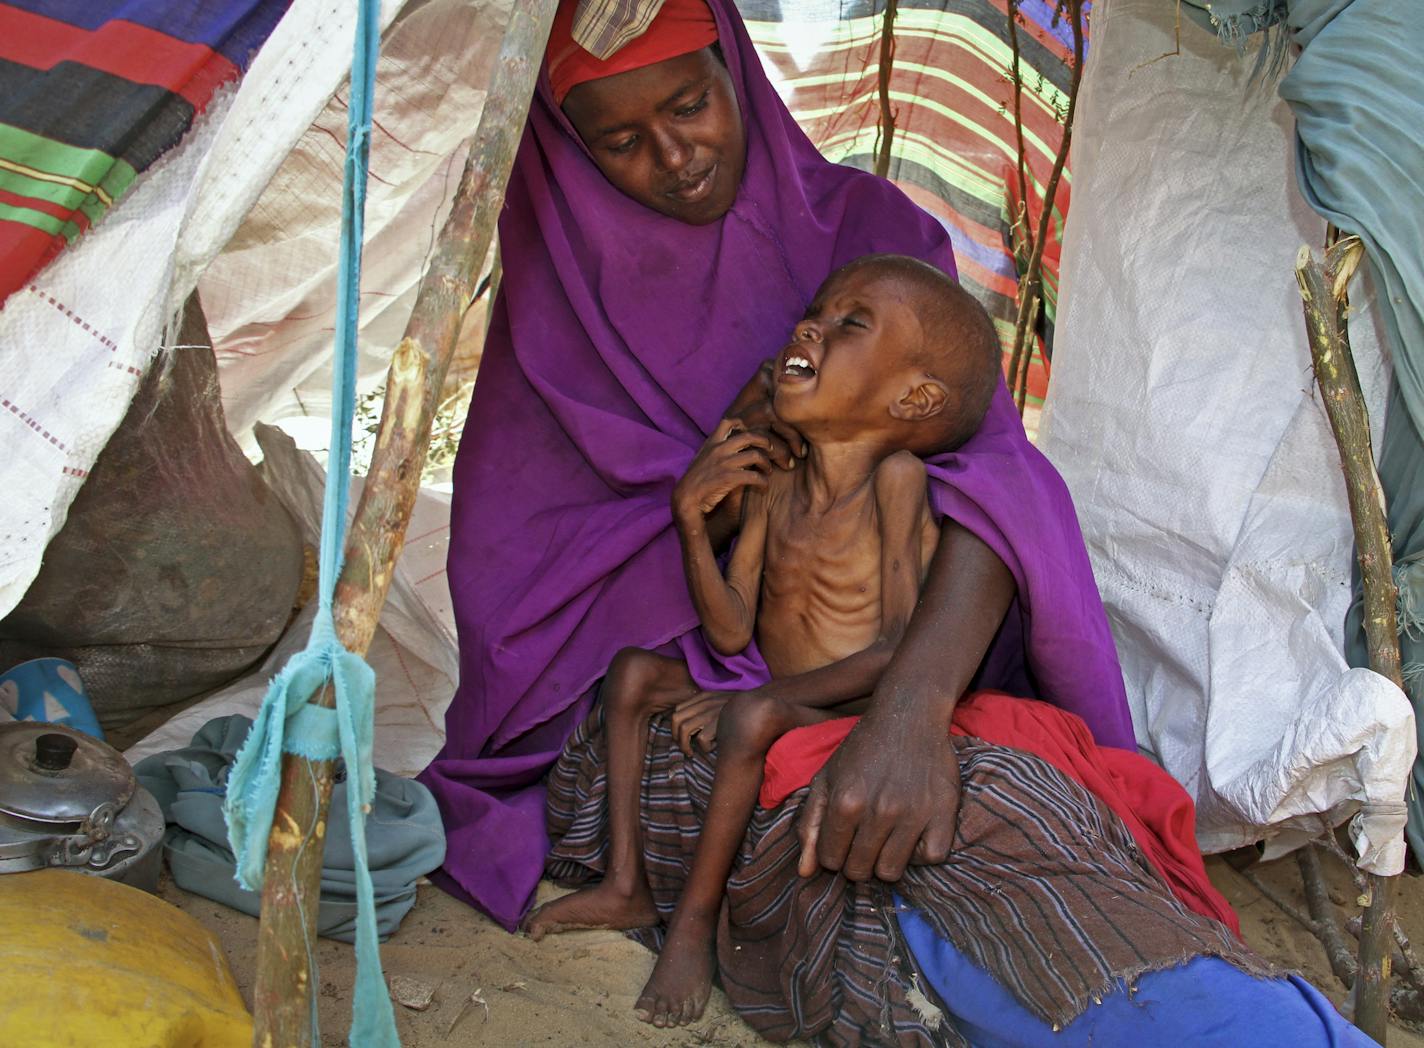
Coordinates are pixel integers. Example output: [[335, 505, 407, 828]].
[[0, 0, 1417, 1041]]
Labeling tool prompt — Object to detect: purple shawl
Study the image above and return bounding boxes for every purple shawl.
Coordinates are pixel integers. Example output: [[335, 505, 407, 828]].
[[418, 0, 1136, 930]]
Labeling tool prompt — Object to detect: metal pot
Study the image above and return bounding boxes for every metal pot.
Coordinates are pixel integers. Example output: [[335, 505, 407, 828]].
[[0, 722, 163, 891]]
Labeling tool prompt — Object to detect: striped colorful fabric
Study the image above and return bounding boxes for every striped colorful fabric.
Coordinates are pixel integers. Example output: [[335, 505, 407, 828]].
[[545, 708, 1269, 1044], [737, 0, 1083, 417], [0, 0, 291, 307]]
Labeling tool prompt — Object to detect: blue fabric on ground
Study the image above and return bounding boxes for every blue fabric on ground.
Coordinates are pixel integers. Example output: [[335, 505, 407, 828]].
[[897, 899, 1379, 1047], [135, 714, 445, 945]]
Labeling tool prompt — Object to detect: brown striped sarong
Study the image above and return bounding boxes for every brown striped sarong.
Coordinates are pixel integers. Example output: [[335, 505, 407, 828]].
[[545, 705, 1271, 1046]]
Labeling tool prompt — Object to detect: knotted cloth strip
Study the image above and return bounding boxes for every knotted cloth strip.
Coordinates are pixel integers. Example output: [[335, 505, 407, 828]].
[[222, 0, 397, 1044]]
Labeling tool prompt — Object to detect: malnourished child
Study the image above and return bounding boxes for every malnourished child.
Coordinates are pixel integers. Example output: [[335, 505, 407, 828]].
[[524, 254, 1001, 1027]]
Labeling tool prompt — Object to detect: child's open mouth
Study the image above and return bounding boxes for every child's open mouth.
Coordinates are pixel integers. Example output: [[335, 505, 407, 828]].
[[782, 355, 817, 378]]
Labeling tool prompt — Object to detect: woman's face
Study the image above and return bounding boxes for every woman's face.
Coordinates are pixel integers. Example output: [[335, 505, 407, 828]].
[[563, 47, 746, 225]]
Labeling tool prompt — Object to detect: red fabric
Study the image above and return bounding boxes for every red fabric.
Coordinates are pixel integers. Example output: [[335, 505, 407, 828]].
[[0, 7, 239, 110], [760, 690, 1241, 937], [546, 0, 720, 105], [0, 223, 66, 303], [0, 187, 84, 225]]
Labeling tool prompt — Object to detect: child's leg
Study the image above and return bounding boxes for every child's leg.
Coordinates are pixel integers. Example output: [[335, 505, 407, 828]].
[[636, 694, 844, 1027], [524, 648, 695, 940]]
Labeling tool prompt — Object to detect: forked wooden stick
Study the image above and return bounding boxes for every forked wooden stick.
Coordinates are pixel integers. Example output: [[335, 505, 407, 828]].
[[1295, 236, 1403, 1045], [251, 2, 557, 1042]]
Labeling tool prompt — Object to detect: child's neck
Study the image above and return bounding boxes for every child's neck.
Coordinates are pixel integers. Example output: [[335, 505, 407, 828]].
[[796, 436, 891, 510]]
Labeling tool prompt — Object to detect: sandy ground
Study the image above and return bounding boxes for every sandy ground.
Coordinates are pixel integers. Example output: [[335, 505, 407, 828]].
[[162, 850, 1424, 1048], [165, 877, 770, 1048]]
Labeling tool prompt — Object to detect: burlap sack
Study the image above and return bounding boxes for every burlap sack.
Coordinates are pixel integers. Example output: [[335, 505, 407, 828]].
[[0, 294, 304, 733]]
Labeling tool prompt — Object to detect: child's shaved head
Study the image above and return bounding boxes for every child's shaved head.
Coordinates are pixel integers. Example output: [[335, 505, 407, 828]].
[[835, 254, 1000, 453]]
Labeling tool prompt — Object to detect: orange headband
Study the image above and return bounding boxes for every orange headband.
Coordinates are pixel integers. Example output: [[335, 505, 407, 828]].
[[546, 0, 720, 106]]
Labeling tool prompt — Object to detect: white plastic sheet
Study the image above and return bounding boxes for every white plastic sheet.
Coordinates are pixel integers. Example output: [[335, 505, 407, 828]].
[[1040, 0, 1414, 872], [2, 0, 505, 770], [0, 0, 508, 618]]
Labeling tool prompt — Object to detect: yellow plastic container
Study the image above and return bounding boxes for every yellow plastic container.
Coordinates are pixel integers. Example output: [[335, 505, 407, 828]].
[[0, 868, 252, 1047]]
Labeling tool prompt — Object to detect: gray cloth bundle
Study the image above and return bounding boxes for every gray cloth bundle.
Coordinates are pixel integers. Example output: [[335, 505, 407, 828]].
[[135, 714, 445, 942]]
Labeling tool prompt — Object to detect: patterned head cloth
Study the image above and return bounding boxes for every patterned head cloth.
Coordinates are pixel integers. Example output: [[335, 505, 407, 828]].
[[546, 0, 719, 105]]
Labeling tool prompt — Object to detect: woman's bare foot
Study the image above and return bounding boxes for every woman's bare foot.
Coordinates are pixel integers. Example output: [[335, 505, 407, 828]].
[[633, 912, 717, 1027], [522, 878, 659, 941]]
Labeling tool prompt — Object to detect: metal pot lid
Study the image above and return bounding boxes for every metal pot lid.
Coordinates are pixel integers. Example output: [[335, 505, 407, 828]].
[[0, 722, 135, 824]]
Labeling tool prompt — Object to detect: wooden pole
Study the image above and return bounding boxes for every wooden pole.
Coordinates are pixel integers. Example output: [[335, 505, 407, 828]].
[[873, 0, 898, 180], [251, 2, 557, 1042], [1295, 236, 1403, 1045], [1294, 846, 1424, 1025], [1297, 846, 1360, 987]]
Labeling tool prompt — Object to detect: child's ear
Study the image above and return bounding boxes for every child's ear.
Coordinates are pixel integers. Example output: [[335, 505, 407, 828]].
[[889, 377, 949, 422]]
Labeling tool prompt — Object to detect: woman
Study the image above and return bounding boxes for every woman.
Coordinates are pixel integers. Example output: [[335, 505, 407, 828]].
[[420, 0, 1134, 929], [418, 0, 1374, 1043]]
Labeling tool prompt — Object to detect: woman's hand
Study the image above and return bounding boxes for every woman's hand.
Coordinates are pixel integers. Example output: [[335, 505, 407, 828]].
[[725, 359, 805, 468], [670, 691, 731, 755], [796, 711, 961, 881], [673, 418, 776, 525]]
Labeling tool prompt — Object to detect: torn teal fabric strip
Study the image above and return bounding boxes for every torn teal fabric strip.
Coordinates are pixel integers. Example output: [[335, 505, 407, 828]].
[[221, 0, 396, 1043], [1180, 0, 1291, 78]]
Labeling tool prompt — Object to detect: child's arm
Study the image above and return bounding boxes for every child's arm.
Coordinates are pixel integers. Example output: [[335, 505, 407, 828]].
[[871, 450, 933, 648], [673, 451, 770, 656]]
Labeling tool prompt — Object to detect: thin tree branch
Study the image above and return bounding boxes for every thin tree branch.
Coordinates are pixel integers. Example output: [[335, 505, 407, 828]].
[[1006, 0, 1031, 266], [1236, 865, 1317, 936], [1008, 0, 1084, 414], [874, 0, 898, 180], [1297, 847, 1360, 987]]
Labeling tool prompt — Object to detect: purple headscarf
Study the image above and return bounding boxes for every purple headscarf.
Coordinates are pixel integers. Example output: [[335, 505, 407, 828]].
[[419, 0, 1135, 930]]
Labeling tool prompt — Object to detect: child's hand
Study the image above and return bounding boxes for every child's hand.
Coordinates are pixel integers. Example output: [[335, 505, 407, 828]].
[[673, 418, 775, 524], [669, 691, 729, 755]]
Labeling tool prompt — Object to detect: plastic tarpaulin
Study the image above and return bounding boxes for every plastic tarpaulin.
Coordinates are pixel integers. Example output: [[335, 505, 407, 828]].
[[1039, 0, 1413, 871], [0, 0, 509, 620], [195, 0, 508, 446]]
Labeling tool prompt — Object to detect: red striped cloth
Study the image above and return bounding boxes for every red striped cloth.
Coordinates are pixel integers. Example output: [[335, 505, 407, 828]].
[[0, 0, 290, 306]]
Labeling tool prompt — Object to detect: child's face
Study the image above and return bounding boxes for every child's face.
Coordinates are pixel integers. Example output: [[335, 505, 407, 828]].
[[772, 266, 922, 436]]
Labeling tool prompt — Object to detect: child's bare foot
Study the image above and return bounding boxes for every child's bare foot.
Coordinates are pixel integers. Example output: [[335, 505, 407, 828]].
[[634, 913, 717, 1027], [522, 879, 659, 941]]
